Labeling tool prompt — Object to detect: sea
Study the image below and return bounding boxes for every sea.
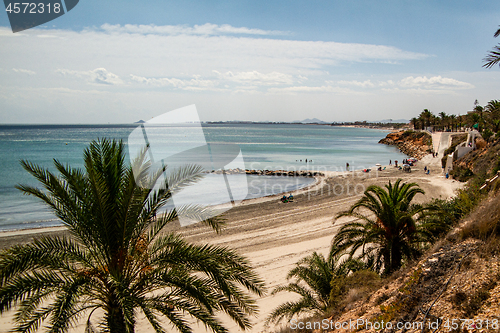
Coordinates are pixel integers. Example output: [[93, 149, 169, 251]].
[[0, 123, 408, 231]]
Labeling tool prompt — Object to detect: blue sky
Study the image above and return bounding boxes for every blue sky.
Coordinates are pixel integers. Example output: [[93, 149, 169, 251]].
[[1, 0, 500, 123]]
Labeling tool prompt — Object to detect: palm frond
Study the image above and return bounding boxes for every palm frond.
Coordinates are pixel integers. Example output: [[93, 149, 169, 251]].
[[332, 179, 440, 275], [483, 44, 500, 69]]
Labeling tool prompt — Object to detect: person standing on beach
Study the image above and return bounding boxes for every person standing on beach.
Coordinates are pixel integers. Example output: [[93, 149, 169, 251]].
[[346, 162, 349, 171], [389, 159, 392, 165]]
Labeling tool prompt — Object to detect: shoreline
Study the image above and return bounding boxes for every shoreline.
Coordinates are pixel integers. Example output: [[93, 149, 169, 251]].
[[0, 161, 459, 245], [332, 124, 406, 132], [0, 167, 388, 237], [0, 170, 328, 238]]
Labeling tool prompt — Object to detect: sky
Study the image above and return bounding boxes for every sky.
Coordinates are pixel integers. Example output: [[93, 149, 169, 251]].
[[1, 0, 500, 123]]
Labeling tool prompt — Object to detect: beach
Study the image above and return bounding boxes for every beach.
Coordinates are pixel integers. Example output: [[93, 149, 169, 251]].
[[0, 153, 463, 333]]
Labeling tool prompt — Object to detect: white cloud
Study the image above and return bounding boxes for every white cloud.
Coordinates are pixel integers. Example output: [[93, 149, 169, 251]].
[[0, 26, 429, 84], [57, 68, 123, 85], [213, 70, 294, 85], [99, 23, 287, 36], [4, 25, 485, 122], [399, 75, 474, 90], [12, 68, 36, 75], [334, 80, 375, 88], [81, 25, 429, 72], [36, 34, 61, 39], [323, 76, 474, 93], [267, 85, 356, 94], [130, 74, 221, 91]]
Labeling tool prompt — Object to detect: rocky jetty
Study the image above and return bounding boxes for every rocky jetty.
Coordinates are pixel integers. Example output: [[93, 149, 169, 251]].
[[379, 130, 432, 160], [206, 168, 324, 177]]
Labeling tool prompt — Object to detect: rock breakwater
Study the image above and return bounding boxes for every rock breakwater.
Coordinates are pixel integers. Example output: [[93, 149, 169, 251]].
[[206, 168, 324, 177]]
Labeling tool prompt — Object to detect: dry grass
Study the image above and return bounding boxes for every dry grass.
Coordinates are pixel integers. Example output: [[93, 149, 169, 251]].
[[460, 191, 500, 241], [451, 281, 497, 317]]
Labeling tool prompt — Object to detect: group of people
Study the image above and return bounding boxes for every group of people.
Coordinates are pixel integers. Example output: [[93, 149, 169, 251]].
[[281, 194, 294, 203], [402, 159, 414, 166]]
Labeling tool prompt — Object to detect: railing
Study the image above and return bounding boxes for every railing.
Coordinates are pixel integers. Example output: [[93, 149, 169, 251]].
[[480, 170, 500, 191]]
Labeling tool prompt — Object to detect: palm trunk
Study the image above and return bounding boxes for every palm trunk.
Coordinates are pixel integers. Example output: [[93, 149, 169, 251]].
[[390, 243, 402, 274], [383, 248, 392, 275], [106, 292, 133, 333]]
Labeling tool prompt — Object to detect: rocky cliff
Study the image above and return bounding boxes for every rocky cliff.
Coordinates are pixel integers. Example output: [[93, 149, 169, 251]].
[[379, 130, 432, 160]]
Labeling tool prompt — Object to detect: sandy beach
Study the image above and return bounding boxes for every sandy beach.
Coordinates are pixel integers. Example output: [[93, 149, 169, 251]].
[[0, 154, 463, 333]]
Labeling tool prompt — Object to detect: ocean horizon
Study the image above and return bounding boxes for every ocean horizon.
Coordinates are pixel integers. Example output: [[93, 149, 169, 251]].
[[0, 123, 408, 231]]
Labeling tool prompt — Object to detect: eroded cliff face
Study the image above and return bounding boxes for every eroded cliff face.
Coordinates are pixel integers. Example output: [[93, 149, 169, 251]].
[[379, 131, 432, 160], [455, 139, 500, 175]]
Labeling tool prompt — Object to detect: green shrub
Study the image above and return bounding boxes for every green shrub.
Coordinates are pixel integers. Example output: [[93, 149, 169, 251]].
[[450, 166, 474, 181], [482, 129, 494, 142]]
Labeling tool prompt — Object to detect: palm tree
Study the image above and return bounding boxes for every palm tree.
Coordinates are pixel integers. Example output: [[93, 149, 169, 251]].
[[332, 179, 443, 275], [449, 114, 457, 132], [474, 104, 485, 131], [410, 117, 419, 130], [470, 113, 481, 131], [419, 109, 433, 130], [0, 139, 265, 333], [266, 248, 350, 324], [485, 100, 500, 117], [491, 119, 500, 134], [483, 26, 500, 69], [484, 100, 500, 134], [438, 112, 447, 131]]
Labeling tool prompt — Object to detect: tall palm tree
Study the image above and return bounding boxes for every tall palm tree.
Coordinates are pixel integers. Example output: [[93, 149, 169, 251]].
[[332, 179, 443, 275], [438, 112, 447, 131], [491, 119, 500, 134], [419, 109, 433, 130], [410, 117, 419, 130], [474, 104, 486, 131], [485, 100, 500, 116], [0, 139, 265, 333], [266, 248, 350, 324], [484, 100, 500, 134], [449, 114, 457, 132], [483, 26, 500, 69], [470, 113, 481, 131]]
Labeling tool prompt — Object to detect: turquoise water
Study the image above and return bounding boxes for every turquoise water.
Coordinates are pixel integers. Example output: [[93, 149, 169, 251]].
[[0, 124, 407, 231]]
